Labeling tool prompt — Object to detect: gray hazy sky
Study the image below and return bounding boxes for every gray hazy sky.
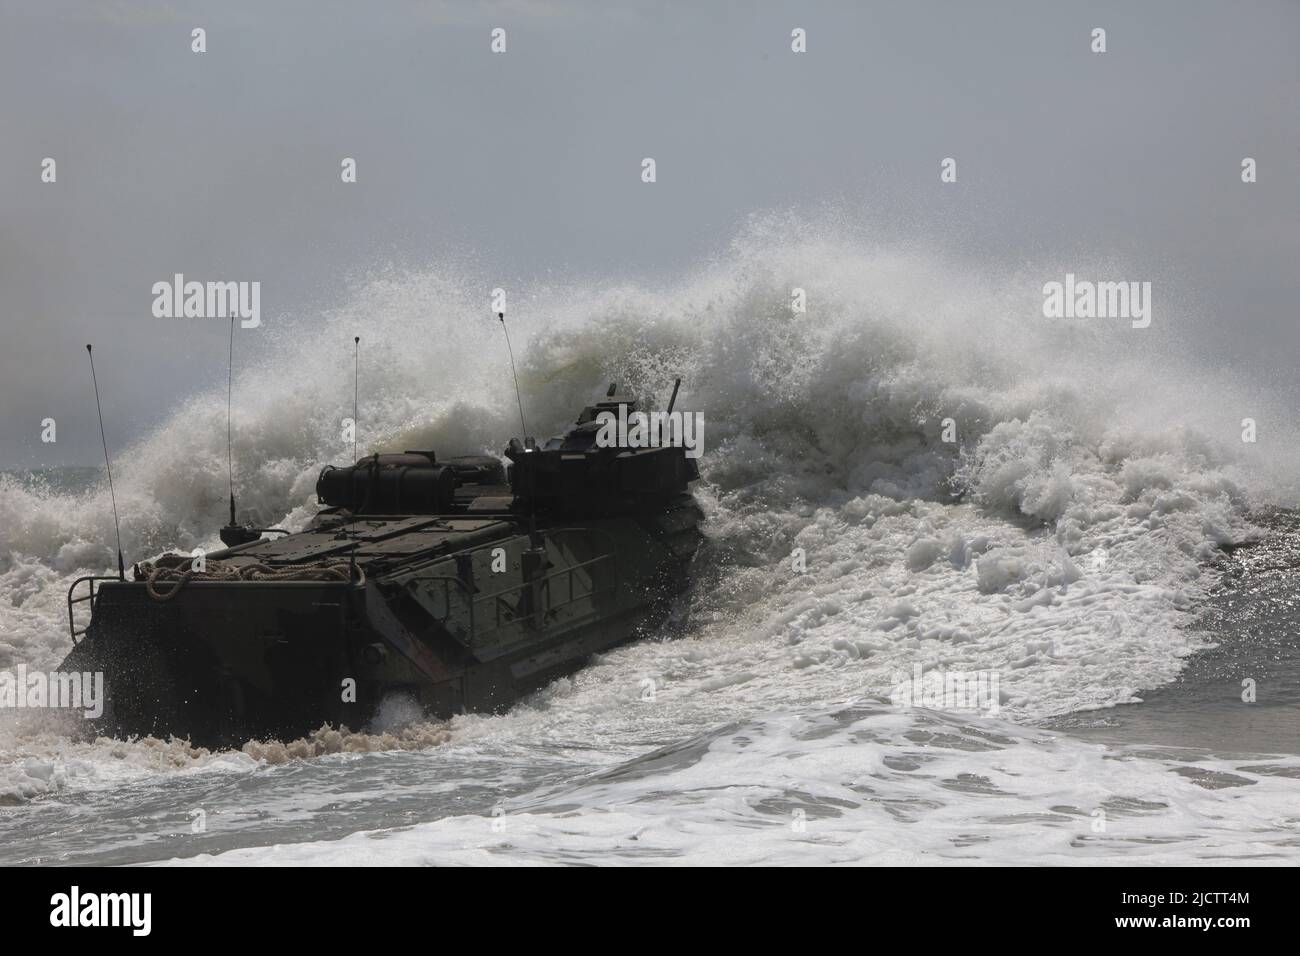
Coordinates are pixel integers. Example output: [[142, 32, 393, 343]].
[[2, 0, 1298, 466]]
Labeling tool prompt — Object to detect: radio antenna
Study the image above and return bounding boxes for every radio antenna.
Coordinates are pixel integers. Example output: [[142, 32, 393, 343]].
[[218, 317, 264, 548], [227, 315, 236, 527], [216, 319, 280, 550], [666, 377, 682, 414], [86, 344, 125, 580], [353, 336, 360, 464], [498, 312, 530, 443]]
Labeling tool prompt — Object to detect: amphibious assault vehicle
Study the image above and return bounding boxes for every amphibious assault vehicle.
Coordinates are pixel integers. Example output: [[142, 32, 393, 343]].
[[62, 386, 703, 746]]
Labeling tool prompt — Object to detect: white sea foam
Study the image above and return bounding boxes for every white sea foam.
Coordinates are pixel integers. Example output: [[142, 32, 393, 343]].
[[163, 704, 1300, 866]]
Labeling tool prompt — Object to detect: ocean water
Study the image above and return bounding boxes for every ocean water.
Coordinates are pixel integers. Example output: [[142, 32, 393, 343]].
[[3, 225, 1299, 865]]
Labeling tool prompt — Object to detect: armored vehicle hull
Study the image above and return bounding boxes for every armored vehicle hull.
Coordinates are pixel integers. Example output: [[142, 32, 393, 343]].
[[61, 392, 704, 747]]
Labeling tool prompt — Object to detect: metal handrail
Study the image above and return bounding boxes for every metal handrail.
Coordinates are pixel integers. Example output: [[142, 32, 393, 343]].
[[66, 575, 120, 644]]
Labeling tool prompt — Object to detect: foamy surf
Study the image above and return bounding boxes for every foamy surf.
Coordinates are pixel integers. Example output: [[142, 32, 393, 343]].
[[0, 711, 450, 805], [161, 704, 1300, 867]]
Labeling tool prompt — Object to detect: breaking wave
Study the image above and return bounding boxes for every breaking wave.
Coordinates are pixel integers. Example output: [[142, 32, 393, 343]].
[[2, 215, 1297, 806]]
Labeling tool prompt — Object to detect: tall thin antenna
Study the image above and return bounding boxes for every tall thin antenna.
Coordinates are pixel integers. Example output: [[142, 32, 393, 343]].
[[227, 315, 236, 527], [353, 336, 360, 464], [498, 312, 529, 441], [666, 377, 682, 414], [86, 344, 125, 580]]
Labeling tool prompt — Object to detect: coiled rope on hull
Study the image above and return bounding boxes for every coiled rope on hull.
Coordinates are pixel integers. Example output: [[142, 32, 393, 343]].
[[136, 554, 365, 602]]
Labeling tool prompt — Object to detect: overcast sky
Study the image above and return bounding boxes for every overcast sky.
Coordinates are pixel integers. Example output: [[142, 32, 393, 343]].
[[2, 0, 1297, 466]]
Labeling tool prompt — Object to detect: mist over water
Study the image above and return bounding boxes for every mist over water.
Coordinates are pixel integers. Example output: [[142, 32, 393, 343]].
[[3, 221, 1299, 862]]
